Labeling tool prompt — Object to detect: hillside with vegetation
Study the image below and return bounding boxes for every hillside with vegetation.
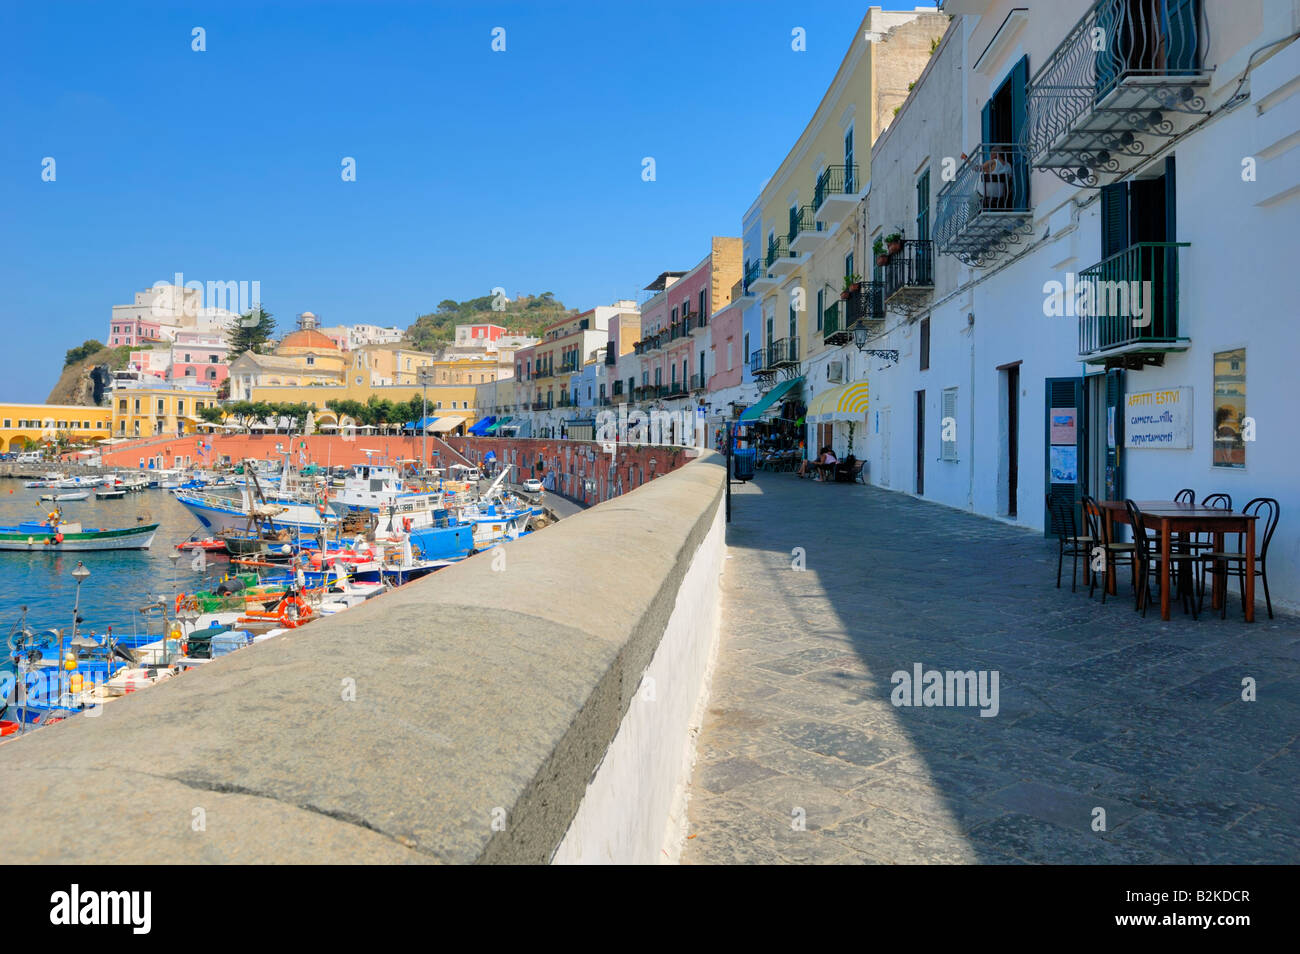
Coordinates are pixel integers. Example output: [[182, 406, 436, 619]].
[[404, 292, 575, 352], [46, 341, 133, 406]]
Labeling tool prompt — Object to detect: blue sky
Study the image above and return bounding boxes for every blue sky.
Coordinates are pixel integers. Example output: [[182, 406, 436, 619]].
[[0, 1, 919, 401]]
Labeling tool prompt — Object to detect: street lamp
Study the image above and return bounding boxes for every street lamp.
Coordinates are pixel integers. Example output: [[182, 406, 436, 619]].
[[851, 323, 899, 365]]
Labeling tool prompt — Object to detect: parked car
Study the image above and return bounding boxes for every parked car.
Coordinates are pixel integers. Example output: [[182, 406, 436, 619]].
[[15, 451, 43, 463], [522, 478, 544, 493]]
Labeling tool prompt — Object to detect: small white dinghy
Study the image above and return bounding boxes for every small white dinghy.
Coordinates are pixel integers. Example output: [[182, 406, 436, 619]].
[[39, 491, 90, 502]]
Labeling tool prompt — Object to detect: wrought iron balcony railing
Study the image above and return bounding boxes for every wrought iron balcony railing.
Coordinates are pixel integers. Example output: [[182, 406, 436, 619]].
[[813, 164, 861, 211], [1025, 0, 1211, 187], [844, 281, 886, 328], [882, 240, 935, 312], [749, 348, 768, 376], [667, 379, 687, 398], [934, 143, 1032, 266], [788, 205, 818, 244], [690, 372, 704, 391], [764, 235, 791, 269], [768, 336, 800, 367], [1077, 241, 1189, 362], [743, 259, 763, 294]]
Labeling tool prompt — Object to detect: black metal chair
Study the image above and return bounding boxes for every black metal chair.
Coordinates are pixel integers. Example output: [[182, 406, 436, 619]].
[[1047, 494, 1093, 593], [1174, 488, 1196, 504], [1188, 493, 1232, 596], [1082, 494, 1135, 604], [1197, 497, 1280, 620], [1126, 499, 1198, 618]]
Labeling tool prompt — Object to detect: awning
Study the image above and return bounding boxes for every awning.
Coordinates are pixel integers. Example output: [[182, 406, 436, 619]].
[[739, 376, 805, 423], [430, 417, 462, 433], [808, 381, 870, 422], [485, 416, 511, 433], [414, 416, 438, 431], [467, 416, 496, 436]]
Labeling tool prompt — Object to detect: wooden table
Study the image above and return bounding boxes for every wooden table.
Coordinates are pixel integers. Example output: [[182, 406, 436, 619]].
[[1092, 500, 1258, 622]]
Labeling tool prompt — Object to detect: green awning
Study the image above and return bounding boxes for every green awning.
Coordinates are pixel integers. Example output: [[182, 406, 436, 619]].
[[485, 416, 511, 434], [739, 376, 805, 422]]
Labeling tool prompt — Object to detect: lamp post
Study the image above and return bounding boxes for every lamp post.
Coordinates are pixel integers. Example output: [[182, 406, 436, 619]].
[[851, 323, 899, 365], [418, 368, 434, 472], [70, 562, 90, 644]]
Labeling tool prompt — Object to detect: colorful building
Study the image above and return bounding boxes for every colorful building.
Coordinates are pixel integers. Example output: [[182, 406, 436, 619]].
[[0, 403, 114, 452]]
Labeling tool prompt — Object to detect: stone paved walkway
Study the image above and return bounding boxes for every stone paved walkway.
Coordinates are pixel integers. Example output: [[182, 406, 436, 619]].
[[681, 475, 1300, 864]]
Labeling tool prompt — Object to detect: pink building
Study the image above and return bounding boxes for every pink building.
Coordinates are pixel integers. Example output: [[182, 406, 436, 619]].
[[109, 318, 164, 347], [707, 300, 744, 391], [169, 332, 230, 386]]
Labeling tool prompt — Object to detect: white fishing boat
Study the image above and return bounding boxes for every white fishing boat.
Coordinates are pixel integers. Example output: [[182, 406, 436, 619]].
[[39, 491, 90, 502]]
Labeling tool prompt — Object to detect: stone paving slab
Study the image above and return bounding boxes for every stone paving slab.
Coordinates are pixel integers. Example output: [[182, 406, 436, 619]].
[[682, 476, 1300, 864]]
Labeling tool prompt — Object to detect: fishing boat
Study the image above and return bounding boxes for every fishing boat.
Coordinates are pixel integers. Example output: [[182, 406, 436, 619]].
[[0, 508, 158, 552], [175, 535, 228, 554], [39, 491, 90, 502], [95, 488, 126, 500]]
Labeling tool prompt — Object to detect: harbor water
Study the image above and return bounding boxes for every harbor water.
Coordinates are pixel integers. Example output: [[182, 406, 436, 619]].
[[0, 479, 223, 637]]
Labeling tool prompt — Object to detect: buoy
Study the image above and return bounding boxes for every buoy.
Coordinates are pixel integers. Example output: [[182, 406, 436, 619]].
[[63, 652, 76, 671], [55, 532, 64, 543], [69, 673, 83, 694]]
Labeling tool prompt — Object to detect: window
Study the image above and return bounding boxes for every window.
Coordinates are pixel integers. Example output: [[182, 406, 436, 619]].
[[177, 400, 185, 416], [844, 126, 855, 191], [726, 341, 733, 370], [156, 399, 164, 414], [845, 251, 855, 279], [789, 303, 796, 339], [941, 388, 958, 461], [919, 318, 930, 371], [1213, 348, 1246, 469], [699, 289, 707, 317], [209, 354, 218, 363], [816, 289, 824, 332], [2, 420, 8, 428]]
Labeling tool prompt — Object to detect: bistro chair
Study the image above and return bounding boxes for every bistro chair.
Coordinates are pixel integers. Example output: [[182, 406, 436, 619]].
[[1184, 494, 1233, 593], [1197, 497, 1280, 620], [1082, 494, 1135, 604], [1048, 494, 1093, 593], [1174, 488, 1196, 504], [1126, 499, 1198, 619]]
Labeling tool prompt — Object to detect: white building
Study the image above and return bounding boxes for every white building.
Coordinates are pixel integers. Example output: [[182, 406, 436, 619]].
[[853, 0, 1300, 609]]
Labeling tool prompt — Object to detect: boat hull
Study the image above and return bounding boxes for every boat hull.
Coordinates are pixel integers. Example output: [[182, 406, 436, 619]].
[[0, 524, 159, 551]]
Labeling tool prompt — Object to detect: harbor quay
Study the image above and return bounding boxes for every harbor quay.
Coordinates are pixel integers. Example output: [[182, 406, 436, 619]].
[[3, 453, 1295, 864]]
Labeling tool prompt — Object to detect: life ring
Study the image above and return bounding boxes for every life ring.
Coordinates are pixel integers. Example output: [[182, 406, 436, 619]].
[[402, 517, 413, 533]]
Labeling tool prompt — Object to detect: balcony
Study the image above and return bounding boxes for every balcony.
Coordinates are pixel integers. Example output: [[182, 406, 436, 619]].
[[767, 336, 800, 368], [1025, 0, 1211, 188], [604, 349, 617, 366], [690, 372, 705, 391], [788, 205, 832, 255], [822, 302, 845, 345], [532, 366, 554, 381], [684, 311, 707, 335], [813, 164, 863, 224], [1077, 241, 1190, 367], [530, 401, 549, 411], [666, 380, 687, 398], [668, 322, 684, 342], [742, 259, 763, 298], [882, 240, 935, 316], [749, 348, 768, 376], [934, 143, 1032, 267], [765, 235, 803, 277]]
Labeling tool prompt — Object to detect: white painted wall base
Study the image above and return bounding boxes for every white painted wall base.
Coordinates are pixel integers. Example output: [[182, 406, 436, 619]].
[[552, 498, 725, 864]]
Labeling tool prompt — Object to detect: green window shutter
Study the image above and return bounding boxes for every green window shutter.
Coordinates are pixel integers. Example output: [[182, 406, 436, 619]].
[[1100, 182, 1129, 259], [1105, 369, 1125, 501]]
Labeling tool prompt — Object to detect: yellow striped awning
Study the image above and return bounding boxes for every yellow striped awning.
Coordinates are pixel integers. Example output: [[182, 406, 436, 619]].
[[808, 381, 869, 422]]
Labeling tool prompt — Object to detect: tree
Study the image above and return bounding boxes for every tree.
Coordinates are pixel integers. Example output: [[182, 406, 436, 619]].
[[197, 405, 225, 425], [216, 379, 231, 401], [229, 307, 276, 356], [64, 340, 105, 367]]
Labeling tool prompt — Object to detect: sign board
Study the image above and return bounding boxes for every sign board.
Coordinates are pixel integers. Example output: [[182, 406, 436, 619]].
[[1125, 387, 1193, 449], [1049, 408, 1077, 445]]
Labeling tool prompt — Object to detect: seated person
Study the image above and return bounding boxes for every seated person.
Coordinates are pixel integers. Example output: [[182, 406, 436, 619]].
[[797, 446, 831, 479], [814, 448, 838, 481]]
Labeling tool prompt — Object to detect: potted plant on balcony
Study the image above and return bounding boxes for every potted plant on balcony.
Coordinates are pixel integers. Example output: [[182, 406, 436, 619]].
[[873, 237, 890, 267], [840, 273, 862, 301], [885, 232, 904, 255]]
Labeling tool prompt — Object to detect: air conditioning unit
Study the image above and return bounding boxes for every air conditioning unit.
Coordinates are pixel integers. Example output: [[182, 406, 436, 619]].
[[827, 360, 844, 383]]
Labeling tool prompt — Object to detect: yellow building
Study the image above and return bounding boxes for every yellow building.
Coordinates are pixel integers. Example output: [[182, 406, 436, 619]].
[[0, 402, 114, 452], [110, 384, 218, 439], [346, 346, 441, 387], [246, 379, 482, 432], [745, 8, 949, 379], [229, 326, 349, 400]]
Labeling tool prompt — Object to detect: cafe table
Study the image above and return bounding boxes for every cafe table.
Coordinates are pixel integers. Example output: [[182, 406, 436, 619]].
[[1091, 500, 1258, 622]]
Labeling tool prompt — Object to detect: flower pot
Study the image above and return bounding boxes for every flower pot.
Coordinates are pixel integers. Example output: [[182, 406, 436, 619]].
[[887, 239, 904, 255], [840, 291, 851, 301], [849, 282, 862, 294], [876, 253, 891, 267]]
